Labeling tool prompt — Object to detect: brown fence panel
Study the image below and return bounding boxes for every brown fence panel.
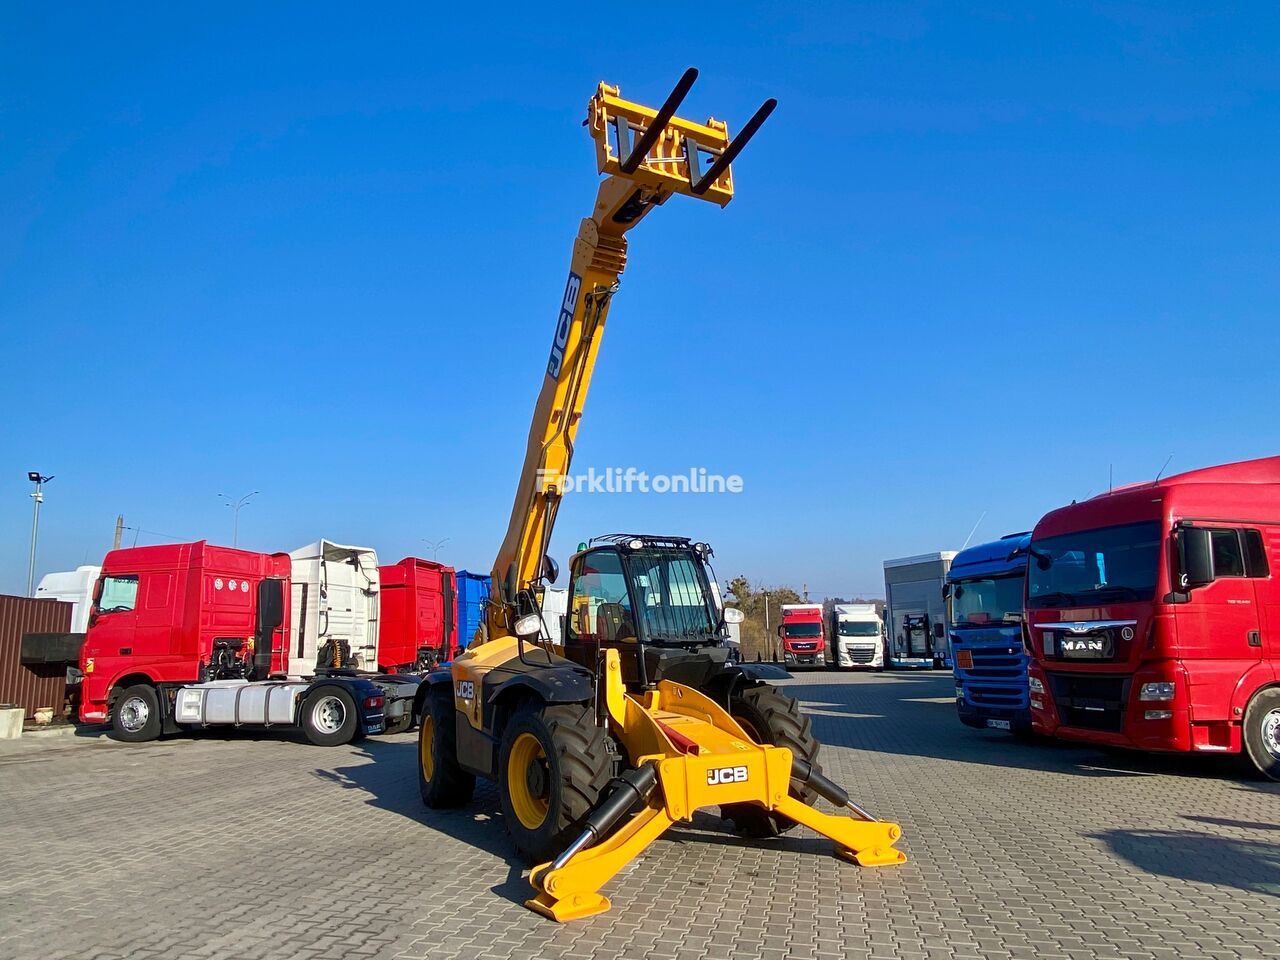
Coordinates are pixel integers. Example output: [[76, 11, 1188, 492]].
[[0, 595, 73, 720]]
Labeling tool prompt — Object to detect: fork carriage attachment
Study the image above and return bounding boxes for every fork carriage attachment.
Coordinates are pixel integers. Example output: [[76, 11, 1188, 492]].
[[525, 651, 907, 922]]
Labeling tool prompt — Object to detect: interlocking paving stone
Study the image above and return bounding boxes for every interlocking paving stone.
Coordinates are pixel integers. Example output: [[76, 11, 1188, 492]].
[[1, 672, 1277, 959]]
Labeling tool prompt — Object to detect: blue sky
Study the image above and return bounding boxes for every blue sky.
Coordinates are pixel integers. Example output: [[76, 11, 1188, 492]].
[[2, 3, 1278, 599]]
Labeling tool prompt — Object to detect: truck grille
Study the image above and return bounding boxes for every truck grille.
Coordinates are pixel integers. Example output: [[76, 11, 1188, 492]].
[[965, 645, 1026, 681], [1046, 672, 1130, 732], [791, 642, 818, 652], [848, 646, 877, 664], [969, 684, 1027, 708]]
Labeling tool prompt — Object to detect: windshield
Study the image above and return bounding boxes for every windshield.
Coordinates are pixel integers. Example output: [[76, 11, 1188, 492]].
[[784, 622, 822, 638], [950, 575, 1024, 626], [1027, 521, 1161, 608], [625, 548, 717, 642], [838, 620, 880, 637]]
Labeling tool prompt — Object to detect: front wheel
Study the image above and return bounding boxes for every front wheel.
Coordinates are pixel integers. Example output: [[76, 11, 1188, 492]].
[[301, 688, 358, 746], [497, 702, 614, 865], [111, 684, 162, 743], [722, 685, 821, 837], [1242, 688, 1280, 781]]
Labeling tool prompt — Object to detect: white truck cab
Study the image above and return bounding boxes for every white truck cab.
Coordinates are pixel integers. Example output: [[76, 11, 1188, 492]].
[[831, 603, 884, 670]]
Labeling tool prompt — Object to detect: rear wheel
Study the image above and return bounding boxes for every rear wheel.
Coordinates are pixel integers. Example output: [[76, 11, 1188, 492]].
[[111, 684, 162, 743], [723, 684, 820, 838], [1242, 687, 1280, 781], [497, 702, 614, 864], [301, 688, 358, 746], [418, 686, 474, 807]]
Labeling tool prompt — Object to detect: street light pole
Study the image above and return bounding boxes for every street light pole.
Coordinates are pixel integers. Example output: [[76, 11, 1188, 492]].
[[26, 472, 53, 597], [218, 491, 259, 548], [421, 537, 451, 561]]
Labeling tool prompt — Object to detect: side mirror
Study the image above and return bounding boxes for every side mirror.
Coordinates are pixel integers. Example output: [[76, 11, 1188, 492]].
[[723, 607, 745, 624], [776, 624, 784, 638], [257, 578, 285, 631], [1177, 526, 1214, 591], [539, 555, 560, 584]]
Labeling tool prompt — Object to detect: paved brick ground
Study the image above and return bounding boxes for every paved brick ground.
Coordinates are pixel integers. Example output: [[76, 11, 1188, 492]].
[[1, 672, 1276, 960]]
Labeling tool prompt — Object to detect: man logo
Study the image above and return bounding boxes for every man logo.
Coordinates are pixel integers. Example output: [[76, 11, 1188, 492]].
[[707, 765, 749, 785], [455, 681, 475, 701], [546, 272, 582, 378]]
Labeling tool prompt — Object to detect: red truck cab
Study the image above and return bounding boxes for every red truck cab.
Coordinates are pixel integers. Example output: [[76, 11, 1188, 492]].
[[79, 542, 292, 723], [377, 557, 457, 671], [1025, 456, 1280, 779], [779, 603, 826, 666]]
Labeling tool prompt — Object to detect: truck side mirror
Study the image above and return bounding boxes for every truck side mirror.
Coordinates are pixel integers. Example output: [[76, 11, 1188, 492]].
[[1176, 526, 1214, 591], [776, 624, 784, 638]]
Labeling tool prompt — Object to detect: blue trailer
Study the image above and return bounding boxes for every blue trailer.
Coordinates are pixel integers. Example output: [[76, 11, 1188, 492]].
[[946, 532, 1031, 733], [454, 570, 492, 652]]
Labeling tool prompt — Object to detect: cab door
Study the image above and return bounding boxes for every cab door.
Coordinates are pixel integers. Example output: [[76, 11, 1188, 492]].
[[1175, 527, 1262, 724]]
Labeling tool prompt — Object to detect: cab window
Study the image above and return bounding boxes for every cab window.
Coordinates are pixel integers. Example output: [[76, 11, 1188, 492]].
[[97, 575, 139, 613], [1210, 529, 1245, 578], [568, 551, 636, 644]]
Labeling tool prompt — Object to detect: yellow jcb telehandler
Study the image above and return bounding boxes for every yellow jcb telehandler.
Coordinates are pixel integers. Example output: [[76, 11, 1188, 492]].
[[413, 69, 906, 922]]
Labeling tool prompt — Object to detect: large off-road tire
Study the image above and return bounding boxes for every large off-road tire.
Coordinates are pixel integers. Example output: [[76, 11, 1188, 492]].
[[497, 702, 614, 865], [301, 688, 359, 746], [722, 684, 821, 838], [111, 684, 162, 743], [1242, 687, 1280, 782], [418, 686, 475, 807]]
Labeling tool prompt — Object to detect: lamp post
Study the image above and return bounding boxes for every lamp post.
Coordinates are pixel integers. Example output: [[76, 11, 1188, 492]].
[[421, 537, 450, 561], [26, 472, 53, 597], [218, 491, 259, 547]]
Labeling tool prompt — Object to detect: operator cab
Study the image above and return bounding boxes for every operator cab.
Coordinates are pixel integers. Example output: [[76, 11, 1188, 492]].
[[560, 535, 734, 689]]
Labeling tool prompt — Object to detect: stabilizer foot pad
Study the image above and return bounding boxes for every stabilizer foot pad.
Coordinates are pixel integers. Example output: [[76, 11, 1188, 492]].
[[837, 845, 908, 867], [525, 892, 611, 923]]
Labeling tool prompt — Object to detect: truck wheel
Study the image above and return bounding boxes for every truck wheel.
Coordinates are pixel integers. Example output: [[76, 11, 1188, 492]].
[[418, 687, 474, 808], [1242, 687, 1280, 782], [723, 684, 821, 838], [111, 684, 162, 743], [301, 688, 358, 746], [497, 702, 613, 865]]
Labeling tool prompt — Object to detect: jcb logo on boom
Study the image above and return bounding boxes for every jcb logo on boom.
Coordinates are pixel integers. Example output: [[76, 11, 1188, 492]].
[[546, 272, 582, 378], [455, 681, 475, 701], [707, 765, 749, 786]]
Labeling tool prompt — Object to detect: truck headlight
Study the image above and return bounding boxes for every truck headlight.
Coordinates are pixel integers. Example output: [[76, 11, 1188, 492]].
[[1028, 677, 1044, 695], [1139, 682, 1175, 701]]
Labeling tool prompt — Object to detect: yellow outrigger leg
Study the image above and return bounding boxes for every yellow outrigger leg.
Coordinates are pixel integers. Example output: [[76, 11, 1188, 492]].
[[525, 652, 907, 922]]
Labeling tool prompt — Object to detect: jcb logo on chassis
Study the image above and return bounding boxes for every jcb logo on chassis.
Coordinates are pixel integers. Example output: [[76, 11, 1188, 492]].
[[707, 765, 749, 786], [455, 681, 475, 701], [546, 272, 582, 378]]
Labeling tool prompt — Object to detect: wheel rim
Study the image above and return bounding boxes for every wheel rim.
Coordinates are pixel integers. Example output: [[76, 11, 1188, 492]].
[[507, 732, 550, 830], [420, 715, 435, 781], [312, 695, 346, 734], [1261, 707, 1280, 761], [119, 696, 150, 733]]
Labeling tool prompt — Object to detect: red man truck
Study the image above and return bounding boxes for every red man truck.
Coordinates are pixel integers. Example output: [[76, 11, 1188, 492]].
[[779, 603, 826, 666], [1026, 456, 1280, 780], [79, 541, 419, 745]]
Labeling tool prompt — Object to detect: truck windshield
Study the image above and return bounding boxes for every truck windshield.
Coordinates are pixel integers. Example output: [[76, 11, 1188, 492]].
[[838, 621, 880, 637], [784, 623, 822, 638], [950, 575, 1023, 626], [626, 548, 717, 643], [1027, 521, 1161, 608]]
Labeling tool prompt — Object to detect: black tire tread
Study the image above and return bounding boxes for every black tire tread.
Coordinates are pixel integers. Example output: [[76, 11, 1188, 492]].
[[1242, 687, 1280, 782], [723, 684, 821, 838], [419, 687, 475, 807]]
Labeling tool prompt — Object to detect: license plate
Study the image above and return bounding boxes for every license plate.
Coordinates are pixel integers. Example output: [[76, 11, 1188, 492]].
[[985, 719, 1011, 730]]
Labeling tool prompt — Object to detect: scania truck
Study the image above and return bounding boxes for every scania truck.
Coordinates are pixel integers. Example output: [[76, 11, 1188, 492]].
[[946, 533, 1031, 733], [79, 541, 419, 744], [1026, 456, 1280, 780]]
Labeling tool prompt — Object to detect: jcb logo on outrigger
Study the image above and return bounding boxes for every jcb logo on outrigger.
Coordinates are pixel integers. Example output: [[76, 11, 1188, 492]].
[[706, 765, 749, 785]]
